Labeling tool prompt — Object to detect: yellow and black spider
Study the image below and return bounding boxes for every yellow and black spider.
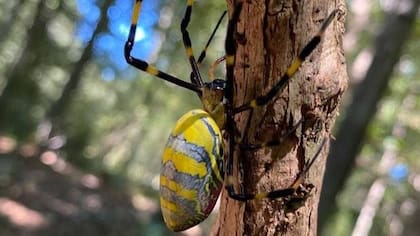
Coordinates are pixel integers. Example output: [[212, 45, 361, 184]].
[[125, 0, 337, 232]]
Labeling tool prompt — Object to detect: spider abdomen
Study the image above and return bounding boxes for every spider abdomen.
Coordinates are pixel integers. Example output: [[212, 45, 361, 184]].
[[160, 109, 223, 231]]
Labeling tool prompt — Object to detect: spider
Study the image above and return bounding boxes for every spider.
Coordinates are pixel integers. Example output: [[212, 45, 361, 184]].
[[124, 0, 337, 232]]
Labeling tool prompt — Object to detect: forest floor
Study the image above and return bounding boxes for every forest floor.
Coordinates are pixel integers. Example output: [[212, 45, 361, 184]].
[[0, 143, 163, 236]]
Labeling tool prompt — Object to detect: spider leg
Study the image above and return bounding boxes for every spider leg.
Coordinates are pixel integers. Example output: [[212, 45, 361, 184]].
[[196, 11, 227, 66], [209, 56, 226, 81], [190, 11, 227, 92], [181, 0, 205, 87], [234, 9, 338, 113], [240, 118, 303, 150], [224, 3, 334, 201], [252, 137, 328, 200], [229, 10, 337, 191], [230, 136, 328, 201], [124, 0, 201, 94]]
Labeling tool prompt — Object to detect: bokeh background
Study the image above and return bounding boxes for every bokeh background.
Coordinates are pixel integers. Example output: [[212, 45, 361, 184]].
[[0, 0, 419, 235]]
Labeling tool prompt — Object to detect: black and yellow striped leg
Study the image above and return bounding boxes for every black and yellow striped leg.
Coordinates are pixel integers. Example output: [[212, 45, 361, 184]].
[[181, 0, 204, 86], [234, 9, 338, 114], [189, 11, 227, 89], [251, 137, 328, 201], [124, 0, 201, 94], [224, 3, 334, 201], [229, 135, 328, 201]]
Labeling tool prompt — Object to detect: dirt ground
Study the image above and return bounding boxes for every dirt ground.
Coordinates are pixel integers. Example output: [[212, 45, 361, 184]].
[[0, 151, 165, 236]]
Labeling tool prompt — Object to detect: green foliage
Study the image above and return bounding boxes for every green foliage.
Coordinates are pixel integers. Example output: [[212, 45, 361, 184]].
[[0, 0, 225, 234], [322, 1, 420, 235]]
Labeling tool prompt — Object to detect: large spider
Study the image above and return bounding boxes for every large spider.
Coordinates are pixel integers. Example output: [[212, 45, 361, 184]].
[[124, 0, 337, 232]]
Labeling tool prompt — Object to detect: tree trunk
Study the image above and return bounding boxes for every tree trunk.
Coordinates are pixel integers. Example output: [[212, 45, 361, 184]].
[[0, 0, 46, 139], [212, 0, 347, 235], [45, 0, 112, 134]]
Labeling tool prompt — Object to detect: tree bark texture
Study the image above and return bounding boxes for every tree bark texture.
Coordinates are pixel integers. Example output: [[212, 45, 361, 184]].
[[212, 0, 347, 235]]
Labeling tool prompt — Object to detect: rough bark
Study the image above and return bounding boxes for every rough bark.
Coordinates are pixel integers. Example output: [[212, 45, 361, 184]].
[[212, 0, 347, 235], [318, 0, 420, 231]]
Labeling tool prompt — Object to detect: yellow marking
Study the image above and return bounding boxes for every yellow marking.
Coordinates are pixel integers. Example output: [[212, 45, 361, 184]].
[[172, 110, 222, 157], [186, 47, 193, 57], [160, 179, 204, 231], [146, 66, 158, 75], [160, 176, 198, 201], [162, 147, 207, 178], [255, 192, 268, 200], [291, 176, 303, 190], [180, 115, 220, 159], [250, 100, 258, 108], [286, 58, 303, 77], [226, 55, 235, 66], [131, 1, 142, 25], [208, 150, 223, 183], [187, 0, 194, 6], [168, 110, 223, 182], [160, 197, 184, 229], [160, 197, 180, 213]]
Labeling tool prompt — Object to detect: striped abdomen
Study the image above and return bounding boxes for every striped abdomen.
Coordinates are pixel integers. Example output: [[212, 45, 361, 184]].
[[160, 109, 224, 231]]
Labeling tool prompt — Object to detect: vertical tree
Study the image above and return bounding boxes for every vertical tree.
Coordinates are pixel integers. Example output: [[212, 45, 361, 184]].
[[45, 0, 112, 134], [212, 0, 347, 235], [0, 0, 47, 138], [319, 0, 420, 230]]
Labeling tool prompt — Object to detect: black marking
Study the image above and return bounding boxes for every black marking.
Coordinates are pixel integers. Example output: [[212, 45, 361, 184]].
[[266, 188, 295, 199], [205, 79, 226, 90], [232, 10, 338, 114], [124, 0, 201, 94], [197, 11, 227, 64], [225, 2, 243, 201], [181, 3, 203, 86], [299, 36, 321, 60]]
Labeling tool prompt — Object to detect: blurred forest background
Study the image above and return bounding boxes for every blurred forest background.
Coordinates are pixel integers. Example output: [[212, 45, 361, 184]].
[[0, 0, 419, 236]]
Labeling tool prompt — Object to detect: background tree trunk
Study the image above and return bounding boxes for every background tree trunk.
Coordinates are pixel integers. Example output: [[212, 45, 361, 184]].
[[0, 0, 46, 139], [212, 0, 347, 235], [318, 0, 420, 230], [45, 0, 113, 136]]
